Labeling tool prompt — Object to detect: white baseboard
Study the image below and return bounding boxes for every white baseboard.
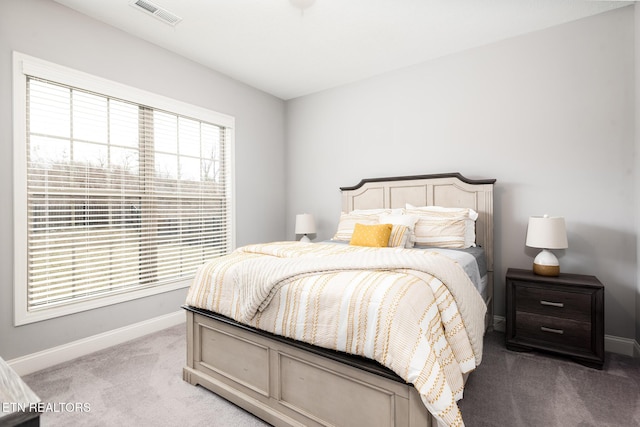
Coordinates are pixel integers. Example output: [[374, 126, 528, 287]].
[[8, 310, 185, 376], [8, 310, 638, 377], [604, 334, 639, 357], [493, 315, 639, 357]]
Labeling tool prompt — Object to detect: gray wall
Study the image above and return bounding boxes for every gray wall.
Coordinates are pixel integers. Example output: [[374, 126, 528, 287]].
[[636, 4, 640, 347], [285, 6, 636, 340], [0, 0, 286, 359]]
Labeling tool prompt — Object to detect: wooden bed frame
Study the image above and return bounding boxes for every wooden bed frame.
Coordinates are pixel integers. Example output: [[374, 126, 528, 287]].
[[183, 172, 495, 427]]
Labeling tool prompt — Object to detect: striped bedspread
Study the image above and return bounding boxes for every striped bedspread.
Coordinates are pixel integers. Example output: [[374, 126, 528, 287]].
[[185, 241, 486, 426]]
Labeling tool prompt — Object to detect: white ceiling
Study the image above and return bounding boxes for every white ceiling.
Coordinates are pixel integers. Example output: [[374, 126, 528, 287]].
[[52, 0, 631, 100]]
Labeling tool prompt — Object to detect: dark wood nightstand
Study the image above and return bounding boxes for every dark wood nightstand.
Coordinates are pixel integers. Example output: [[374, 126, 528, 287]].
[[505, 268, 604, 369]]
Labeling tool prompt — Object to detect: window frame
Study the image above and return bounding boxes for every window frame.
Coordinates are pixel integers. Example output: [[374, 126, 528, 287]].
[[13, 52, 236, 326]]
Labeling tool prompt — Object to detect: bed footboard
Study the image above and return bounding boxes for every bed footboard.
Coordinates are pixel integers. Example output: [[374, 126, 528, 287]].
[[183, 307, 435, 427]]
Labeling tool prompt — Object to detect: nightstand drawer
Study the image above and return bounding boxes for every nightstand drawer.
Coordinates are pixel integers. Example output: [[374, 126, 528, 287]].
[[514, 284, 591, 322], [515, 312, 592, 350]]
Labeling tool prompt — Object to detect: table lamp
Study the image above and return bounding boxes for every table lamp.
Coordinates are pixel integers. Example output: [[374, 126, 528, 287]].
[[525, 215, 568, 276], [295, 213, 316, 243]]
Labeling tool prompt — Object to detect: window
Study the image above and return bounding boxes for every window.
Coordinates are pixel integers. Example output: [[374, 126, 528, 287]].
[[13, 53, 235, 325]]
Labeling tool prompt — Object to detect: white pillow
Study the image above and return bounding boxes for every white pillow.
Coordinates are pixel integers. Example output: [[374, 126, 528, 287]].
[[405, 204, 478, 248], [351, 208, 394, 215], [332, 209, 391, 241], [406, 204, 478, 220]]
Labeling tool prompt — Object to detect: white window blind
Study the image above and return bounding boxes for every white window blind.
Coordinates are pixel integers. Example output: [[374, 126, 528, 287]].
[[14, 53, 234, 324]]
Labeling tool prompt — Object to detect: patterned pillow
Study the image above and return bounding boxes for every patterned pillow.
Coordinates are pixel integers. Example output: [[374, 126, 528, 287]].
[[332, 209, 391, 241], [405, 205, 478, 248], [387, 224, 410, 248], [378, 213, 419, 248], [349, 223, 393, 247]]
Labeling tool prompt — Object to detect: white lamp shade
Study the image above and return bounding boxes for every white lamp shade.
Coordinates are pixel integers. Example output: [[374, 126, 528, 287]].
[[295, 214, 316, 235], [525, 215, 568, 249]]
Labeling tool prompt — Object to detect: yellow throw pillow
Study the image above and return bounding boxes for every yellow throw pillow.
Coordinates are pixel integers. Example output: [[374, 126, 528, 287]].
[[349, 223, 392, 247]]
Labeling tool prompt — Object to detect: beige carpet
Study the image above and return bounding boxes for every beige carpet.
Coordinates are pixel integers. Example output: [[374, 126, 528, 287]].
[[23, 324, 640, 426], [23, 324, 268, 427], [458, 332, 640, 426]]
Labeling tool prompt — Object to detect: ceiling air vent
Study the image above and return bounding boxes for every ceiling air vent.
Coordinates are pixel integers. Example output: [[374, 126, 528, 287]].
[[130, 0, 182, 26]]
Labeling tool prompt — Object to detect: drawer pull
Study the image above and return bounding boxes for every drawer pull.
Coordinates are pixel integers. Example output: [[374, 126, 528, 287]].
[[540, 326, 564, 335], [540, 300, 564, 308]]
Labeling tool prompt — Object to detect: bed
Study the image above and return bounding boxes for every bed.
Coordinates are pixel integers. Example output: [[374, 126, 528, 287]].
[[182, 172, 495, 427]]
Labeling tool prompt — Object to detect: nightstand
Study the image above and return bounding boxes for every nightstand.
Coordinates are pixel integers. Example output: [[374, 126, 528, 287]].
[[505, 268, 604, 369]]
